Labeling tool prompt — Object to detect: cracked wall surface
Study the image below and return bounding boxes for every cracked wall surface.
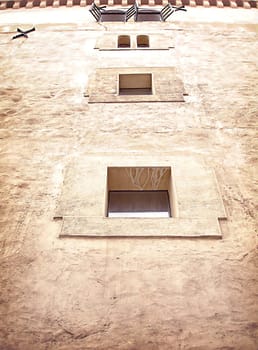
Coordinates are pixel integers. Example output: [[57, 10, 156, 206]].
[[0, 6, 257, 350]]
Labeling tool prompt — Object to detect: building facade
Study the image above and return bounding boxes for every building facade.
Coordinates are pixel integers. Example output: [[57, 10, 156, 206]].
[[0, 4, 257, 350]]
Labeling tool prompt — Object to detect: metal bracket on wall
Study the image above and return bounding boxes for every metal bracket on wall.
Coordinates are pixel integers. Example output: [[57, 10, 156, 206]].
[[12, 27, 36, 40]]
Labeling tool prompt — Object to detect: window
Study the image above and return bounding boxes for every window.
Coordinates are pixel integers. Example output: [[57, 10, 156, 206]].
[[88, 67, 186, 103], [137, 35, 149, 48], [106, 167, 172, 218], [96, 33, 172, 51], [119, 73, 152, 95], [55, 155, 226, 238], [117, 35, 131, 48]]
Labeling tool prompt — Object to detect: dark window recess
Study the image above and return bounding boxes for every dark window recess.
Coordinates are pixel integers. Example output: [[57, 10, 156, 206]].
[[118, 35, 131, 48], [108, 190, 171, 217], [137, 35, 149, 48], [119, 73, 152, 95]]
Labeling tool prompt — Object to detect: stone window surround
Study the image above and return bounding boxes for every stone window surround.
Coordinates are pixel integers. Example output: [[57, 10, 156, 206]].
[[87, 67, 187, 103], [54, 154, 227, 238], [95, 32, 173, 51]]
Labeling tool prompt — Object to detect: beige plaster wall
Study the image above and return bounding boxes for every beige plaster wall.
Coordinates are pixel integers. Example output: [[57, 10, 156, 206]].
[[0, 6, 257, 350]]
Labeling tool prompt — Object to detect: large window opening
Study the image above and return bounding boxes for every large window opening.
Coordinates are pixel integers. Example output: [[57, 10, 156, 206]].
[[119, 73, 152, 95], [106, 167, 174, 218]]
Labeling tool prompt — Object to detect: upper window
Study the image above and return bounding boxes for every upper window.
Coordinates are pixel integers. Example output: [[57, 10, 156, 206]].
[[137, 35, 149, 48], [117, 35, 131, 48], [96, 33, 172, 51]]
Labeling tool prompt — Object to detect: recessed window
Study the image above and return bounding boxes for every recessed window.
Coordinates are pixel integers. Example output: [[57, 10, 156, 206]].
[[137, 35, 149, 48], [119, 73, 152, 95], [106, 167, 173, 218], [88, 67, 186, 103], [117, 35, 131, 48]]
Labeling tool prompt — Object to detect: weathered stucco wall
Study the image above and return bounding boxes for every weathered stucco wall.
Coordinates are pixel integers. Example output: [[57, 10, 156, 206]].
[[0, 7, 257, 350]]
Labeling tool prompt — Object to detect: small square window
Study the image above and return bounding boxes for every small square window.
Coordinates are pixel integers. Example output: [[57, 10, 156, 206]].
[[119, 73, 152, 95], [117, 35, 131, 48], [106, 167, 173, 218], [137, 35, 149, 48]]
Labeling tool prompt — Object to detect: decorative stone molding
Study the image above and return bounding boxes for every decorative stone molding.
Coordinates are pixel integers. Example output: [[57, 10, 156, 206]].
[[13, 1, 20, 8], [189, 0, 197, 6], [230, 0, 237, 7], [243, 0, 251, 7], [40, 0, 47, 7], [26, 1, 33, 8], [53, 0, 59, 7], [0, 0, 256, 10]]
